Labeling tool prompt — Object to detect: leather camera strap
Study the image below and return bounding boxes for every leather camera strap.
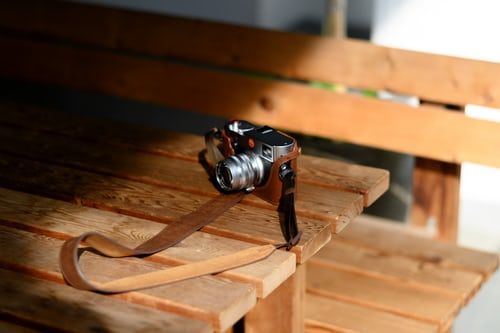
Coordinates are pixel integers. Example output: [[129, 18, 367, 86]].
[[60, 128, 301, 293], [278, 166, 302, 250], [59, 192, 277, 293]]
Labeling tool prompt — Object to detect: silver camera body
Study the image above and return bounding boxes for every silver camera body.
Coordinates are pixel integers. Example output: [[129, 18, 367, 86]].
[[215, 120, 296, 192]]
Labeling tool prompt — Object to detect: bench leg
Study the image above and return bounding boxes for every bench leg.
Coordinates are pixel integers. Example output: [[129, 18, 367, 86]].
[[244, 264, 305, 333], [411, 157, 460, 242]]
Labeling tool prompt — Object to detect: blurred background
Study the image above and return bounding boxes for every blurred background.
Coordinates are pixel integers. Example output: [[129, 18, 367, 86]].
[[2, 0, 498, 330]]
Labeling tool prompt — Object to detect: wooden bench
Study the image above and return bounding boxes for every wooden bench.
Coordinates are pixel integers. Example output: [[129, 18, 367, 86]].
[[2, 0, 500, 241], [0, 1, 499, 332], [0, 103, 386, 332]]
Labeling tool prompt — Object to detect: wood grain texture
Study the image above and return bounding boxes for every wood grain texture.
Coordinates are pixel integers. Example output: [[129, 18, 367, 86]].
[[337, 216, 499, 278], [305, 215, 498, 332], [0, 149, 331, 264], [309, 240, 482, 301], [1, 0, 499, 108], [307, 264, 461, 327], [0, 268, 211, 333], [1, 37, 499, 168], [0, 120, 349, 241], [245, 264, 305, 333], [0, 102, 388, 207], [0, 186, 295, 298], [299, 155, 388, 207], [0, 224, 254, 331], [411, 158, 461, 243], [305, 294, 439, 333]]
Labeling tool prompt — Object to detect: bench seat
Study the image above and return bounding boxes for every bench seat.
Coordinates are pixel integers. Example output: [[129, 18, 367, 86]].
[[305, 215, 499, 333]]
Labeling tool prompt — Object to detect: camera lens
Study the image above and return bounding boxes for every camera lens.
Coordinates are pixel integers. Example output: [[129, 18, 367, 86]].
[[215, 152, 264, 191], [220, 167, 233, 187]]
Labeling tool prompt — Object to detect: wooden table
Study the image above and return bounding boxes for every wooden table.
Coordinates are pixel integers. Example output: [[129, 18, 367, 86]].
[[0, 103, 389, 332]]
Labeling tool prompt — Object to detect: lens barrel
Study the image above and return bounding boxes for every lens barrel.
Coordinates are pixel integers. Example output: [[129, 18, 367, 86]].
[[215, 152, 265, 191]]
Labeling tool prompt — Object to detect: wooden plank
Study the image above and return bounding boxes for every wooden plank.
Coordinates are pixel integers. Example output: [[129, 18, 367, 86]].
[[1, 37, 500, 168], [0, 185, 294, 299], [338, 216, 500, 277], [0, 102, 389, 207], [245, 264, 305, 333], [0, 268, 211, 333], [411, 158, 461, 243], [305, 294, 439, 333], [0, 224, 253, 331], [299, 155, 388, 207], [0, 122, 361, 233], [0, 124, 343, 251], [0, 146, 332, 264], [309, 240, 482, 301], [1, 0, 499, 108], [307, 264, 462, 327]]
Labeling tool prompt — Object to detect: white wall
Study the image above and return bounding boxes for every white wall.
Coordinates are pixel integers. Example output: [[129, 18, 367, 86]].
[[373, 0, 500, 61]]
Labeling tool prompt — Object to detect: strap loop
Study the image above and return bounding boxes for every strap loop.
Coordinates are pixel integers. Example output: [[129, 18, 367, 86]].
[[59, 193, 246, 293]]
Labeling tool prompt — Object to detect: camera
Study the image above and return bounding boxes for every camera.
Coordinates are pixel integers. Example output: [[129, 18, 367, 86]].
[[205, 120, 301, 248], [212, 120, 299, 204]]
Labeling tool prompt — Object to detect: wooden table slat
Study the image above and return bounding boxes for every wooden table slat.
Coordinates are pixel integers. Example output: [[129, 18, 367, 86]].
[[305, 215, 499, 332], [307, 263, 462, 327], [0, 125, 337, 262], [305, 294, 439, 333], [0, 118, 363, 232], [0, 187, 295, 299], [0, 103, 388, 208], [338, 216, 500, 277], [0, 152, 330, 263], [0, 268, 211, 333], [310, 240, 482, 299], [0, 224, 255, 330]]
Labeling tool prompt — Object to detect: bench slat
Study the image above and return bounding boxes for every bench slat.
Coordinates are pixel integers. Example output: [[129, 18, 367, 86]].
[[1, 37, 500, 168], [0, 224, 256, 331], [0, 122, 359, 230], [1, 0, 499, 108], [0, 152, 333, 264], [310, 240, 482, 299], [338, 216, 499, 277], [0, 186, 294, 299], [306, 216, 499, 332], [0, 103, 389, 207], [307, 263, 461, 327], [0, 268, 211, 333], [306, 294, 438, 333]]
